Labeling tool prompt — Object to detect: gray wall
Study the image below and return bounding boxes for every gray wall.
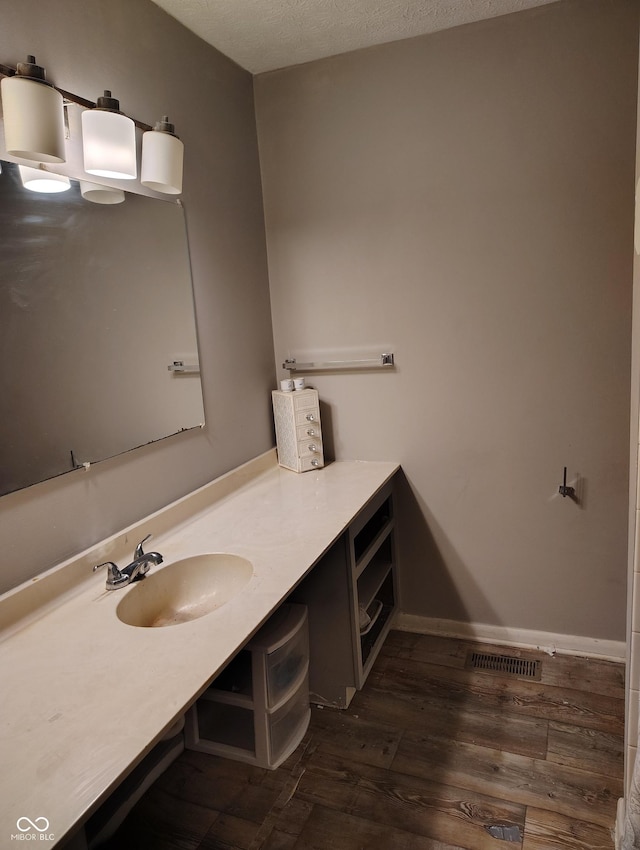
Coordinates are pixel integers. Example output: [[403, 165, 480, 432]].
[[0, 0, 275, 593], [255, 0, 638, 640]]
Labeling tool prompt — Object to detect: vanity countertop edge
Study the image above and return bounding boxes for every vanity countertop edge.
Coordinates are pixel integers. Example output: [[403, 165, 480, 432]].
[[0, 451, 399, 847]]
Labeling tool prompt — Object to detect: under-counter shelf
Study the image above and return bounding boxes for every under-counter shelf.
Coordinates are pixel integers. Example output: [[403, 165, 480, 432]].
[[349, 483, 398, 689], [205, 648, 254, 707], [354, 517, 394, 577], [192, 700, 256, 754], [360, 570, 395, 679], [357, 538, 393, 612], [353, 495, 393, 564]]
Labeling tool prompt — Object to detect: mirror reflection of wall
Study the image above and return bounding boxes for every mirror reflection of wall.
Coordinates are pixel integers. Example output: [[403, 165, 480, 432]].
[[0, 160, 205, 496]]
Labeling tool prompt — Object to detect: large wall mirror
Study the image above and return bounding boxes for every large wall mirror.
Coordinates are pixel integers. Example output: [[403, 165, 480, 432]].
[[0, 159, 205, 496]]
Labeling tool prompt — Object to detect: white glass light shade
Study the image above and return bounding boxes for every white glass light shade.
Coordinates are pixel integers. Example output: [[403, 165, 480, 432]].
[[82, 109, 136, 180], [79, 180, 125, 205], [141, 129, 184, 194], [19, 165, 70, 193], [1, 76, 66, 163]]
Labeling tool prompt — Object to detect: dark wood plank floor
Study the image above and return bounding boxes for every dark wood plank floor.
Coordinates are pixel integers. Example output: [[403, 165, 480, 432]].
[[102, 631, 624, 850]]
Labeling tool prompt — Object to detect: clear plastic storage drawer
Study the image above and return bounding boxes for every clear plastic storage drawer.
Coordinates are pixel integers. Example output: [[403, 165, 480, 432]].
[[268, 673, 311, 761], [187, 602, 310, 769], [266, 617, 309, 706], [248, 603, 309, 709]]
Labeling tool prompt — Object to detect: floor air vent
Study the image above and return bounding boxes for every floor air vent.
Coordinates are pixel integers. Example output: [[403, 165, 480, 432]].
[[466, 651, 541, 680]]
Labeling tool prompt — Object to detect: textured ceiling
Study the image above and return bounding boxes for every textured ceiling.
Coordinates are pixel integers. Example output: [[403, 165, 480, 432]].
[[149, 0, 561, 74]]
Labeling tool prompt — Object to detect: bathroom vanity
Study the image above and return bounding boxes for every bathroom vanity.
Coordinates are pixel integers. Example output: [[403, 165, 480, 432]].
[[0, 450, 398, 847]]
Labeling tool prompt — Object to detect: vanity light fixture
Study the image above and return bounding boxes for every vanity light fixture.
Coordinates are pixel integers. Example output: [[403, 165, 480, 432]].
[[141, 116, 183, 195], [79, 179, 125, 205], [18, 164, 71, 193], [82, 90, 137, 180], [1, 59, 184, 196], [0, 55, 66, 163]]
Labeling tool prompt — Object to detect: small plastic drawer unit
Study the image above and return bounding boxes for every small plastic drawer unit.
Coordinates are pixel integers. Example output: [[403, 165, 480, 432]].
[[185, 603, 310, 769], [272, 388, 324, 472]]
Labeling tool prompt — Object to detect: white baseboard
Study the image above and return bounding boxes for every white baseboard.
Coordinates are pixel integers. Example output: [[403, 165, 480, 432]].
[[615, 797, 625, 849], [395, 613, 626, 662]]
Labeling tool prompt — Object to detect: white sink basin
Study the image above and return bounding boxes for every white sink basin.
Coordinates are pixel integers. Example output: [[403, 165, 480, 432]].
[[116, 554, 253, 628]]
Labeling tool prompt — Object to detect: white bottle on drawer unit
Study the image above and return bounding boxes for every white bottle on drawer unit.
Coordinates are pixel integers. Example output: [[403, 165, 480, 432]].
[[272, 388, 324, 472]]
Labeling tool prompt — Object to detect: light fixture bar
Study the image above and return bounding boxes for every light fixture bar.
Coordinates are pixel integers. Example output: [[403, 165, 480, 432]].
[[0, 63, 153, 132], [2, 60, 183, 195]]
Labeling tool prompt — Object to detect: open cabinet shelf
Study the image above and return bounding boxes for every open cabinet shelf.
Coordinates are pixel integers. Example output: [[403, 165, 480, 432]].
[[349, 484, 397, 689]]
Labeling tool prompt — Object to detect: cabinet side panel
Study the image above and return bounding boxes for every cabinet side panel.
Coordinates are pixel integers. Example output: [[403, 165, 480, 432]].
[[289, 534, 355, 707]]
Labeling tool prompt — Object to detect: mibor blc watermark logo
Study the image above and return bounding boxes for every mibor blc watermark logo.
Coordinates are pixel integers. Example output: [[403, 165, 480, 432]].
[[11, 817, 54, 842]]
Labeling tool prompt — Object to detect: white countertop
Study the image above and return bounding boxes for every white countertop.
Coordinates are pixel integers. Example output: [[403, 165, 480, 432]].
[[0, 452, 398, 847]]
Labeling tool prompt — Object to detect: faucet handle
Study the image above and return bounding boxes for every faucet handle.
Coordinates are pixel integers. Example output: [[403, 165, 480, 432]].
[[93, 561, 128, 589], [93, 560, 118, 574], [134, 533, 153, 559]]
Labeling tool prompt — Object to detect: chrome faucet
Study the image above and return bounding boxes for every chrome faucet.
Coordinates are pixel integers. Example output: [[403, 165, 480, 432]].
[[93, 534, 163, 590]]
